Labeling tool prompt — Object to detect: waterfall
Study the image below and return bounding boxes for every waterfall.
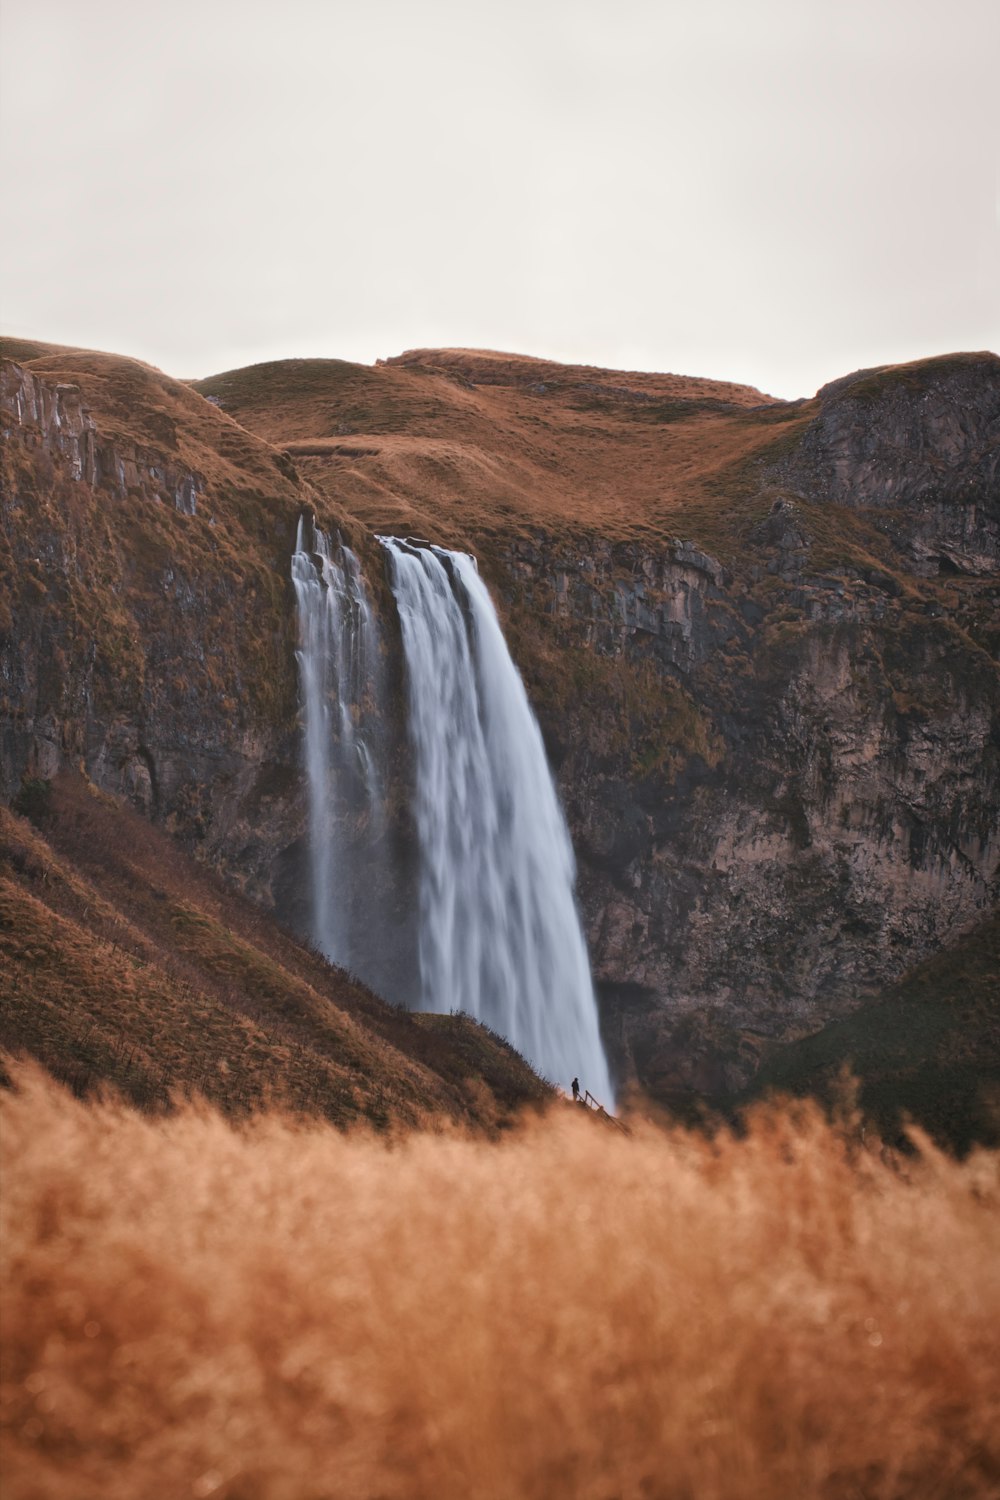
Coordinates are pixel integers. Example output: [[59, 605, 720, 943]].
[[291, 516, 383, 972], [380, 537, 613, 1103]]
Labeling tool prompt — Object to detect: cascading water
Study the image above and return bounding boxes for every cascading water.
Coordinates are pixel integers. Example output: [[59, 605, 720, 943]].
[[380, 537, 613, 1103], [291, 516, 384, 972]]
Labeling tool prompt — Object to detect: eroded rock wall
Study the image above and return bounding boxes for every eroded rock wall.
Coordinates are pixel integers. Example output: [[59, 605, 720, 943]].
[[497, 503, 999, 1104], [772, 353, 1000, 576], [2, 363, 204, 513], [1, 358, 307, 906]]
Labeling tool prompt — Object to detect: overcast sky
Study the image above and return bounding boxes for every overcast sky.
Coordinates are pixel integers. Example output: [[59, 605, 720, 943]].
[[2, 0, 997, 398]]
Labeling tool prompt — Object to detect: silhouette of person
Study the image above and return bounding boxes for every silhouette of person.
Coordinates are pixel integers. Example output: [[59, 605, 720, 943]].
[[571, 1077, 580, 1101]]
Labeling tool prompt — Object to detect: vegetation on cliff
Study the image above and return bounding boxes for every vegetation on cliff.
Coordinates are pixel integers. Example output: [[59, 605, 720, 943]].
[[744, 910, 1000, 1153], [0, 775, 550, 1130]]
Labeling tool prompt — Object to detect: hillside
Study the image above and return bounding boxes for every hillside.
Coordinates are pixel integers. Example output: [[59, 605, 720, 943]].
[[191, 346, 801, 554], [743, 909, 1000, 1152], [0, 773, 550, 1127], [2, 334, 998, 1140]]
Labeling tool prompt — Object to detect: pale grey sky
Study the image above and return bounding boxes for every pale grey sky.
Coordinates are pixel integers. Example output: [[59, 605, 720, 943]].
[[2, 0, 998, 398]]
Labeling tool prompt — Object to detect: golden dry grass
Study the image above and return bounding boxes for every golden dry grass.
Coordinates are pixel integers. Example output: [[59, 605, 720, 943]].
[[3, 1067, 999, 1500]]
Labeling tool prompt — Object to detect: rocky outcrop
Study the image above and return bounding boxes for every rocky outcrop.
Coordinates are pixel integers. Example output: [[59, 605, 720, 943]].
[[1, 363, 204, 514], [769, 353, 1000, 577], [505, 533, 732, 673]]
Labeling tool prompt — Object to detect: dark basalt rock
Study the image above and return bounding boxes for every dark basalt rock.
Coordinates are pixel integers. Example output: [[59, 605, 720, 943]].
[[768, 353, 1000, 577]]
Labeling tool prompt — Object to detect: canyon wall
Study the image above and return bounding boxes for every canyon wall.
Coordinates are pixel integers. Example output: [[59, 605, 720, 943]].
[[501, 538, 997, 1100], [493, 356, 999, 1098], [3, 342, 998, 1113]]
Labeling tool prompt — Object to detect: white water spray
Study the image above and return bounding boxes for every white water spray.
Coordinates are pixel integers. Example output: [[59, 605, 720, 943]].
[[291, 517, 382, 969], [380, 538, 613, 1102]]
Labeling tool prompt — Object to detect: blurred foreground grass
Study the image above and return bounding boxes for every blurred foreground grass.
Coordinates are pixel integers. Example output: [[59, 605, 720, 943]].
[[2, 1065, 998, 1500]]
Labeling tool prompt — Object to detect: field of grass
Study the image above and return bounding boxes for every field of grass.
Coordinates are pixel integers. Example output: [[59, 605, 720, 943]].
[[2, 1066, 999, 1500]]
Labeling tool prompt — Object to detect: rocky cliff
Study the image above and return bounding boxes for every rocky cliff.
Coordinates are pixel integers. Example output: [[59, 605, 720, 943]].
[[4, 337, 998, 1132], [777, 355, 999, 577], [0, 344, 324, 907], [502, 520, 998, 1103], [491, 354, 1000, 1103]]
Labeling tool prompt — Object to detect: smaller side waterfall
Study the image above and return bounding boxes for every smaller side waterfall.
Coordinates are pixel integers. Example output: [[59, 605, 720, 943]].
[[291, 517, 383, 971], [381, 538, 613, 1103]]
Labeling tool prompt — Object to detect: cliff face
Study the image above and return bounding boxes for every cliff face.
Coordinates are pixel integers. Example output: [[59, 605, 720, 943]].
[[501, 527, 998, 1101], [489, 354, 1000, 1100], [3, 361, 203, 511], [0, 347, 323, 905], [4, 338, 998, 1123], [774, 354, 1000, 576]]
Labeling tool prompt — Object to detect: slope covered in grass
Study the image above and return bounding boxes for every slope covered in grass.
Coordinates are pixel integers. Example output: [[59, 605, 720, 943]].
[[189, 347, 800, 564], [2, 1067, 999, 1500], [744, 911, 1000, 1153], [193, 347, 998, 577], [191, 346, 810, 562], [0, 774, 550, 1129]]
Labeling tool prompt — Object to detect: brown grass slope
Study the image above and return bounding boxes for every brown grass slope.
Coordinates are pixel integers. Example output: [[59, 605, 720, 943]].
[[190, 347, 813, 560], [0, 774, 551, 1129], [743, 910, 1000, 1153], [191, 347, 998, 616], [3, 1068, 1000, 1499], [386, 346, 776, 403]]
